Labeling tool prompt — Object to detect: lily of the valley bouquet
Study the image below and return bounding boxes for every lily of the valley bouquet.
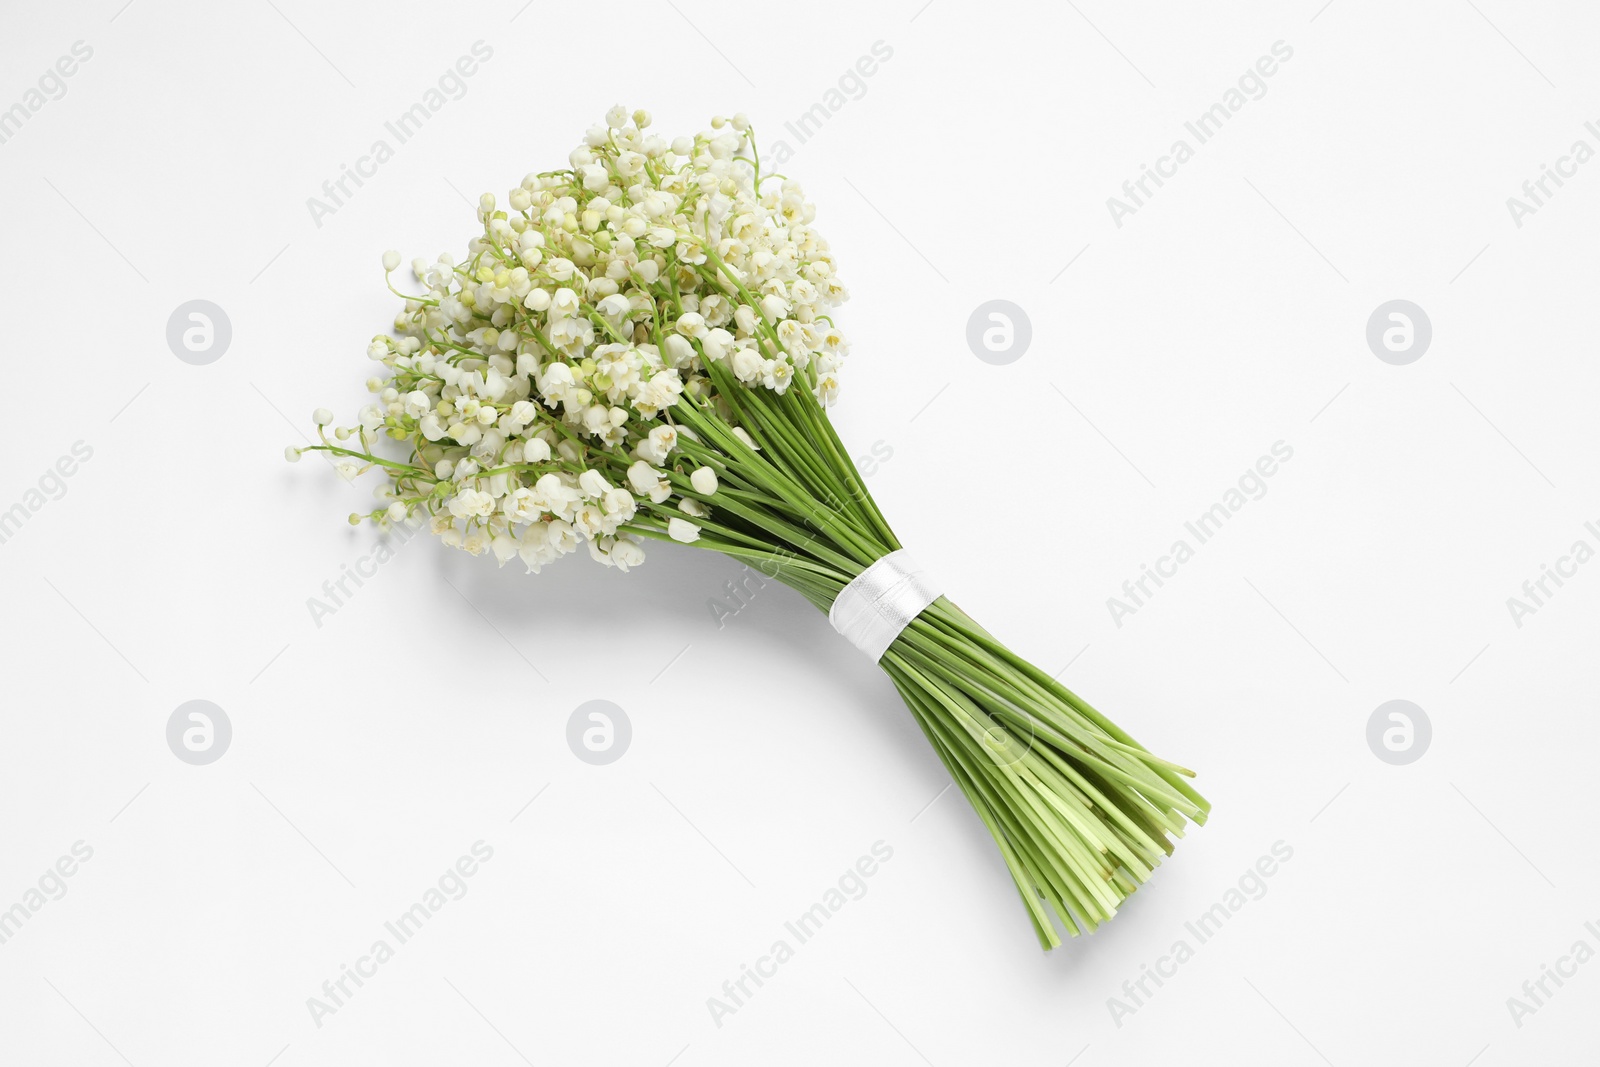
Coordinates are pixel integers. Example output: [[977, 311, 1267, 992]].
[[293, 107, 1208, 948]]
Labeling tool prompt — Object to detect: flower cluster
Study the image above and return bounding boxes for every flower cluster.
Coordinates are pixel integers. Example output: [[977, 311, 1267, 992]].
[[293, 108, 850, 573]]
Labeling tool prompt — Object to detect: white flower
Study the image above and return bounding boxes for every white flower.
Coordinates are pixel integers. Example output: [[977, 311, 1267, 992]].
[[582, 404, 612, 435], [760, 293, 788, 321], [633, 370, 684, 413], [546, 518, 578, 554], [628, 460, 666, 495], [550, 287, 580, 317], [448, 489, 496, 519], [503, 487, 544, 523], [509, 399, 538, 426], [578, 469, 611, 498], [730, 347, 763, 383], [691, 467, 718, 494], [701, 327, 733, 361], [662, 334, 695, 368], [611, 539, 645, 570], [615, 150, 646, 178], [516, 527, 549, 572], [602, 486, 637, 521], [533, 473, 580, 519], [638, 425, 678, 464], [675, 311, 707, 338], [573, 503, 609, 539], [816, 373, 840, 405], [668, 517, 701, 543], [761, 359, 793, 393], [539, 362, 576, 403], [491, 533, 519, 565]]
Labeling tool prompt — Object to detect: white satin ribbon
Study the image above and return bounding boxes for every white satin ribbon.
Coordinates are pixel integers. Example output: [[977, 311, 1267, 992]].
[[828, 549, 943, 662]]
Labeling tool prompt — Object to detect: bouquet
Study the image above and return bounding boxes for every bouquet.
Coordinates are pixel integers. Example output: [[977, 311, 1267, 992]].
[[291, 107, 1209, 948]]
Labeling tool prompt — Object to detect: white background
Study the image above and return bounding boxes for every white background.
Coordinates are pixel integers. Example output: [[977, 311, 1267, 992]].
[[2, 0, 1598, 1064]]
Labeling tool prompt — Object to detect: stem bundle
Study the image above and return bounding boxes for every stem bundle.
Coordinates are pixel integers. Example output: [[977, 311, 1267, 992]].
[[652, 371, 1209, 949]]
